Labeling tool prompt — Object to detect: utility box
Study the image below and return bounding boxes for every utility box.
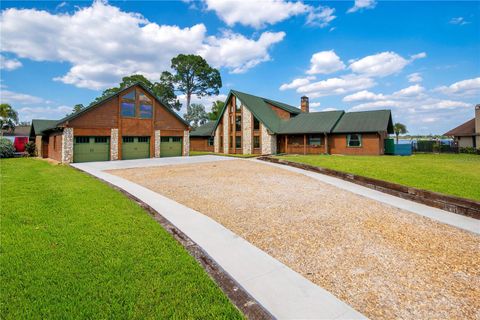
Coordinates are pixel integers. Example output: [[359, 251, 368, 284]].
[[384, 138, 395, 155], [394, 143, 412, 156]]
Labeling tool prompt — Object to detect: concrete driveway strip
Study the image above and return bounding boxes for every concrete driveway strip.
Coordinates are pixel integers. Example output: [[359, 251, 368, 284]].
[[253, 159, 480, 235], [72, 156, 366, 320]]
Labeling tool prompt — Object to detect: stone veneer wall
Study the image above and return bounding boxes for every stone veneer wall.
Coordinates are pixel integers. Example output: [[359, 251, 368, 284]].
[[154, 130, 161, 157], [242, 106, 252, 154], [214, 127, 220, 153], [261, 124, 277, 155], [61, 127, 74, 163], [183, 130, 190, 156], [110, 128, 119, 160], [35, 135, 43, 157], [222, 108, 229, 153]]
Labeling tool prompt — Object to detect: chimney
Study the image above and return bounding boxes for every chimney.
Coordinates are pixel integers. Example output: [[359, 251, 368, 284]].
[[301, 96, 309, 113]]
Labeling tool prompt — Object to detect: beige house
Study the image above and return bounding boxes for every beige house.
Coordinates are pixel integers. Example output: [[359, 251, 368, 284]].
[[444, 104, 480, 148]]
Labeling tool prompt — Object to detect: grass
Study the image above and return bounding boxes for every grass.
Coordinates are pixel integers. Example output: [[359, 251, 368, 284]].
[[274, 153, 480, 201], [190, 151, 258, 158], [0, 158, 243, 319]]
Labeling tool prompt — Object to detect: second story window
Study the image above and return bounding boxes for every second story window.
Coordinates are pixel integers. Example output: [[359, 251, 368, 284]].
[[139, 93, 153, 119], [235, 116, 242, 131], [253, 117, 260, 130], [121, 90, 136, 117], [235, 96, 241, 112]]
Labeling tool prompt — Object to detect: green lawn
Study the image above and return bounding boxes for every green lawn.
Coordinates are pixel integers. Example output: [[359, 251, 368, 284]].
[[190, 151, 258, 158], [274, 154, 480, 201], [0, 158, 242, 319]]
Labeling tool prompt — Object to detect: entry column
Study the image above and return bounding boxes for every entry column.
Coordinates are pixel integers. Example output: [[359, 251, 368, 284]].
[[154, 130, 161, 158], [110, 128, 119, 160]]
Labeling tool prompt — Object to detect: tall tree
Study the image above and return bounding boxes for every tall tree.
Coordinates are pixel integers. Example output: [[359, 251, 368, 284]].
[[71, 104, 85, 114], [208, 100, 224, 121], [393, 122, 408, 143], [164, 54, 222, 110], [184, 103, 209, 128], [0, 104, 18, 136]]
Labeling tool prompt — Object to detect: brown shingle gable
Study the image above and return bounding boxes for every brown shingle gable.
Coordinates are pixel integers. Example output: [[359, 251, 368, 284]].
[[444, 118, 475, 136]]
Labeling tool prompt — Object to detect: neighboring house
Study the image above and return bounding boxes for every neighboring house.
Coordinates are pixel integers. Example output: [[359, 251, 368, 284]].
[[2, 125, 30, 152], [29, 83, 190, 163], [200, 90, 393, 156], [190, 121, 216, 152], [444, 104, 480, 148]]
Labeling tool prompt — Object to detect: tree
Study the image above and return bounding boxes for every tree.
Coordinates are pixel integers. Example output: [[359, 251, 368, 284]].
[[164, 54, 222, 110], [91, 74, 182, 111], [0, 104, 18, 136], [72, 104, 85, 114], [208, 100, 224, 121], [184, 103, 209, 128], [393, 122, 408, 143]]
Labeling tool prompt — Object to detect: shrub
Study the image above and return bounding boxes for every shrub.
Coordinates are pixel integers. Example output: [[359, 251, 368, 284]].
[[0, 138, 15, 158], [24, 142, 37, 157], [459, 147, 480, 155]]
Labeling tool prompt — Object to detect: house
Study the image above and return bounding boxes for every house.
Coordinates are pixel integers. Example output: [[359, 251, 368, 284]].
[[443, 104, 480, 148], [29, 83, 190, 163], [2, 125, 30, 152], [194, 90, 393, 155], [190, 121, 216, 152]]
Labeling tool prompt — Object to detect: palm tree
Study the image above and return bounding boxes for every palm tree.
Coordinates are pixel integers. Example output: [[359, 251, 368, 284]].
[[393, 122, 408, 143], [0, 104, 19, 136]]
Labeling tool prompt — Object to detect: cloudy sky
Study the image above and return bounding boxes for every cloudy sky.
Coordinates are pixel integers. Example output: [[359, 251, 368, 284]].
[[0, 0, 478, 134]]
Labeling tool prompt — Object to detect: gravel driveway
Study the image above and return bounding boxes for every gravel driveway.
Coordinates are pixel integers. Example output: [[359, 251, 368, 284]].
[[108, 159, 479, 320]]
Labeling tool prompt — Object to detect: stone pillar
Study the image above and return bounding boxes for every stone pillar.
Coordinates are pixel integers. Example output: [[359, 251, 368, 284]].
[[222, 107, 229, 154], [214, 127, 220, 153], [35, 135, 43, 157], [154, 130, 161, 158], [182, 130, 190, 156], [242, 106, 252, 154], [110, 128, 119, 160], [61, 127, 73, 163], [261, 124, 277, 155]]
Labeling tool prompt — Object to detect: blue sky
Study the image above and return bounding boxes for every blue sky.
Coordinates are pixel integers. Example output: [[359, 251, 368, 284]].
[[0, 0, 478, 134]]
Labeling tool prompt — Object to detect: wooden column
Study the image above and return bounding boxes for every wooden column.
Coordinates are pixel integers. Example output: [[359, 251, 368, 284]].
[[303, 134, 307, 155], [285, 135, 288, 154], [324, 133, 329, 155]]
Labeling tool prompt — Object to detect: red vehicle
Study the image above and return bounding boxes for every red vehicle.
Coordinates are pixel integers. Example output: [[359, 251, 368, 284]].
[[13, 136, 29, 152]]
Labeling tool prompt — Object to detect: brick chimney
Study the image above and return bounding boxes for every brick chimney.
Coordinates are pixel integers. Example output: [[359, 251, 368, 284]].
[[301, 96, 309, 113]]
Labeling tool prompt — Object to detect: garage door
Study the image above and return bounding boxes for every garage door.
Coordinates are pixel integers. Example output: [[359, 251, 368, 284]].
[[122, 136, 150, 160], [160, 136, 182, 157], [73, 136, 110, 163]]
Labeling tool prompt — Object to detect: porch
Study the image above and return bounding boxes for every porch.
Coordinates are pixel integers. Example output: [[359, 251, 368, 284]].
[[277, 134, 327, 155]]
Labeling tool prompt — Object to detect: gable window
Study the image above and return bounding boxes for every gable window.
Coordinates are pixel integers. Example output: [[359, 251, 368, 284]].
[[253, 136, 260, 149], [308, 135, 322, 146], [235, 96, 241, 112], [139, 93, 153, 119], [208, 137, 214, 146], [347, 134, 362, 147], [121, 90, 136, 117], [235, 116, 242, 131], [253, 117, 260, 130], [235, 136, 242, 149]]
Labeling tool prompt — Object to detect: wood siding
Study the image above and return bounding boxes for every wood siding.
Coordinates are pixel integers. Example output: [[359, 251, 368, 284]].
[[68, 97, 119, 128], [267, 103, 291, 120], [190, 137, 214, 152], [48, 133, 63, 161], [329, 133, 382, 155]]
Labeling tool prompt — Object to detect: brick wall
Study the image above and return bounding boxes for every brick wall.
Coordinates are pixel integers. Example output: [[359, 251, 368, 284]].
[[329, 133, 382, 155]]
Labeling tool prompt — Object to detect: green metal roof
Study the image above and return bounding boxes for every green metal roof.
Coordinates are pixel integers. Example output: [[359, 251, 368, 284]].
[[190, 121, 216, 136], [278, 111, 345, 134], [30, 119, 58, 137], [57, 82, 189, 127], [332, 110, 394, 133]]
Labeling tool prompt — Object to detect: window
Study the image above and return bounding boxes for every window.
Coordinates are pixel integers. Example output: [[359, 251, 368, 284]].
[[138, 137, 149, 143], [235, 116, 242, 131], [123, 91, 135, 100], [253, 136, 260, 149], [208, 137, 214, 146], [75, 137, 89, 143], [95, 137, 108, 143], [161, 137, 170, 142], [121, 90, 136, 117], [123, 137, 134, 143], [220, 136, 223, 149], [308, 135, 322, 146], [138, 93, 153, 119], [172, 137, 182, 142], [235, 96, 241, 112], [253, 117, 260, 130], [347, 134, 362, 147], [235, 136, 242, 149]]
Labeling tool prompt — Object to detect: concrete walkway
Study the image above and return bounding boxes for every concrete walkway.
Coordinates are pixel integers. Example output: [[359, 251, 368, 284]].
[[254, 159, 479, 235], [72, 156, 366, 320]]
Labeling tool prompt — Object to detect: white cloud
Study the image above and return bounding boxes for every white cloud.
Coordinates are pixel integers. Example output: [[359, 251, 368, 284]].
[[306, 50, 345, 75], [1, 1, 285, 90], [18, 105, 72, 121], [342, 90, 386, 102], [279, 76, 315, 90], [434, 77, 480, 97], [199, 31, 285, 74], [407, 72, 422, 83], [203, 0, 335, 29], [347, 0, 377, 13], [349, 51, 426, 77], [296, 74, 376, 98], [321, 107, 338, 111], [0, 55, 22, 71], [392, 84, 425, 97], [0, 89, 44, 105], [449, 17, 470, 25]]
